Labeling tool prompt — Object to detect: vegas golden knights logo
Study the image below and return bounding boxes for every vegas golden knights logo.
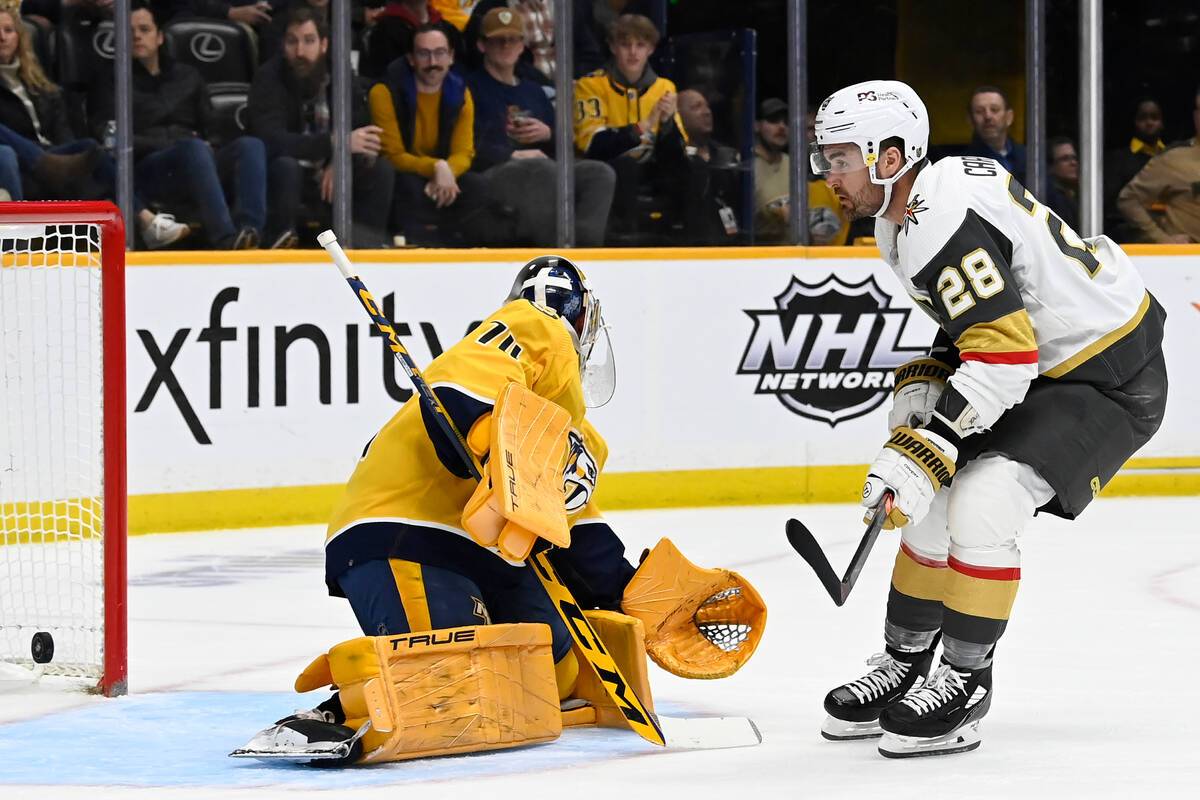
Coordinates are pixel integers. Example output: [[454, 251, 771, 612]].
[[738, 276, 924, 426]]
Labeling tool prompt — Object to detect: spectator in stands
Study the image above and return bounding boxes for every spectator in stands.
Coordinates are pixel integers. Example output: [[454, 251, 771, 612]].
[[752, 99, 846, 245], [1044, 136, 1079, 232], [156, 1, 275, 28], [463, 0, 553, 85], [369, 22, 485, 246], [1117, 87, 1200, 244], [359, 1, 463, 79], [1105, 97, 1166, 240], [574, 13, 686, 241], [0, 3, 191, 246], [575, 0, 656, 76], [429, 0, 472, 30], [258, 0, 327, 64], [965, 85, 1026, 184], [248, 6, 394, 248], [676, 87, 741, 244], [0, 143, 20, 200], [466, 6, 613, 246], [95, 1, 267, 248]]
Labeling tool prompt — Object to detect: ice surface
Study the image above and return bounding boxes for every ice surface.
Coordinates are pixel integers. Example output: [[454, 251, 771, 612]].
[[1, 498, 1198, 799]]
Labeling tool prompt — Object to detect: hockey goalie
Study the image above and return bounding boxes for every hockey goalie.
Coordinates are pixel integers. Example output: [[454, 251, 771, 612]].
[[231, 256, 767, 765]]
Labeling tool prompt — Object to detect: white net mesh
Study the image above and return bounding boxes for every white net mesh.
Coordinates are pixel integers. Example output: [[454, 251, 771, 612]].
[[0, 222, 106, 679]]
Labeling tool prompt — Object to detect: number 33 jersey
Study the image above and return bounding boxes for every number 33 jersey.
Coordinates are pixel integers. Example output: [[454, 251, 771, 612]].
[[875, 156, 1166, 431]]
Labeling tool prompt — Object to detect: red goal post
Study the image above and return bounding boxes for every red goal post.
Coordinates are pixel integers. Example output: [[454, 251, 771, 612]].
[[0, 201, 127, 696]]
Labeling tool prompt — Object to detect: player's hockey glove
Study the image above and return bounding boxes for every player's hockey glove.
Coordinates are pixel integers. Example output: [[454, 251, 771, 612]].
[[889, 358, 952, 431], [863, 426, 957, 529], [621, 539, 766, 679]]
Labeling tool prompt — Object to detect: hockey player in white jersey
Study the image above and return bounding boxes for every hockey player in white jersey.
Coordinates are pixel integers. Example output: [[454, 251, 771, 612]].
[[808, 80, 1167, 757]]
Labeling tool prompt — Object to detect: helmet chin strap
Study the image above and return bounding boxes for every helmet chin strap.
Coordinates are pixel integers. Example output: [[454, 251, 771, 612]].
[[873, 181, 894, 219]]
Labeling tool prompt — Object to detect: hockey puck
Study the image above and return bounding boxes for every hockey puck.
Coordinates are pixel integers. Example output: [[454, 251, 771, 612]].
[[31, 631, 54, 664]]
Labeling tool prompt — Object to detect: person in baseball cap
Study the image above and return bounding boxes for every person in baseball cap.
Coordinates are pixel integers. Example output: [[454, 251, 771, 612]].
[[480, 6, 525, 40], [758, 97, 788, 121]]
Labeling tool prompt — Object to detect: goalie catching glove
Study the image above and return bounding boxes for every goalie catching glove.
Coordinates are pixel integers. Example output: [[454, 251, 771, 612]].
[[863, 425, 957, 529], [621, 538, 766, 679]]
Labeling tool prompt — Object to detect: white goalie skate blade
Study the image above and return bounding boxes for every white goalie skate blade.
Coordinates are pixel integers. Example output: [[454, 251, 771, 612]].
[[658, 715, 762, 750], [820, 715, 883, 741], [877, 721, 981, 758], [229, 720, 370, 763]]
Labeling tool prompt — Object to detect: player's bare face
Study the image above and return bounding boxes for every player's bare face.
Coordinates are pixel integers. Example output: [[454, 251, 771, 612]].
[[283, 22, 327, 77], [611, 37, 652, 81], [0, 14, 18, 65], [821, 144, 883, 219]]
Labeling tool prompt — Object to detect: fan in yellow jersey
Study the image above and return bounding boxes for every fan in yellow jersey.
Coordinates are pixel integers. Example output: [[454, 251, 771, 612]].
[[574, 14, 688, 236], [231, 256, 767, 766]]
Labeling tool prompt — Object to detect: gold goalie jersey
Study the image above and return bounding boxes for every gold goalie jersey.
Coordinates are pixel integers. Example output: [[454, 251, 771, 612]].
[[875, 156, 1166, 431], [325, 299, 609, 575]]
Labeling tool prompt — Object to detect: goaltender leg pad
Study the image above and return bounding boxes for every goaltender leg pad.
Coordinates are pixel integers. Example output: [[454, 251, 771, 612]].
[[295, 623, 562, 764], [463, 381, 572, 561], [564, 610, 656, 730], [622, 538, 767, 679]]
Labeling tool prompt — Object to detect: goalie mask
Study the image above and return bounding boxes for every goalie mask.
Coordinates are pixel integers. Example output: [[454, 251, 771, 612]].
[[810, 80, 929, 218], [507, 255, 615, 407]]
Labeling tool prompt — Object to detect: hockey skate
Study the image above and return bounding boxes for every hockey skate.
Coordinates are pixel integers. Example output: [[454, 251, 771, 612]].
[[230, 694, 368, 767], [877, 660, 992, 758], [821, 642, 937, 741]]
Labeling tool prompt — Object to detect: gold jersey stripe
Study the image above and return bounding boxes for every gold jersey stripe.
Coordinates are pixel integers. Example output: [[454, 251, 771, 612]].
[[1043, 292, 1152, 378], [942, 569, 1020, 621], [890, 546, 948, 602], [954, 308, 1038, 356]]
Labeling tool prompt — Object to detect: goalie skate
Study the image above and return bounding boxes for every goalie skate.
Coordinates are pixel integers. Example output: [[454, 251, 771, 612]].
[[229, 717, 370, 766]]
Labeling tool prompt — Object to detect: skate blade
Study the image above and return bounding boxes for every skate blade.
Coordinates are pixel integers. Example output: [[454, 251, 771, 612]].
[[229, 720, 370, 763], [877, 721, 981, 758], [820, 716, 882, 741]]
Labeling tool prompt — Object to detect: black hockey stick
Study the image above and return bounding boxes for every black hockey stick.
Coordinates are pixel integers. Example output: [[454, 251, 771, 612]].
[[316, 230, 666, 747], [785, 491, 894, 606]]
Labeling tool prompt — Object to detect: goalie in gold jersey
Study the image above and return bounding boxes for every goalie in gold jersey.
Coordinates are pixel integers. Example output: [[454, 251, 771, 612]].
[[232, 256, 766, 766]]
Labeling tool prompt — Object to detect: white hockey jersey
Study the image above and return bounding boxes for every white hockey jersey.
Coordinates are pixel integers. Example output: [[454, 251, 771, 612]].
[[875, 156, 1164, 432]]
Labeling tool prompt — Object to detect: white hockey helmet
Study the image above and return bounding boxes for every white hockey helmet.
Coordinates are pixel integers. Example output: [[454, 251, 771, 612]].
[[810, 80, 929, 217]]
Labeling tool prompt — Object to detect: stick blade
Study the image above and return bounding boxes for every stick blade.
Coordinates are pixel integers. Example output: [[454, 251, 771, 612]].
[[785, 518, 848, 606], [658, 715, 762, 750]]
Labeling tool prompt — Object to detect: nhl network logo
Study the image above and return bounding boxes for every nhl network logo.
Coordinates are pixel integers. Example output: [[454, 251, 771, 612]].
[[738, 275, 925, 426]]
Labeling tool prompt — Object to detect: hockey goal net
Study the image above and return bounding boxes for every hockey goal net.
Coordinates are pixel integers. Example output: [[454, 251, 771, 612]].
[[0, 201, 127, 696]]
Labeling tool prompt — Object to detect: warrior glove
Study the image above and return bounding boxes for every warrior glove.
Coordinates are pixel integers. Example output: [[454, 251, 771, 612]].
[[863, 426, 957, 529], [889, 358, 952, 431]]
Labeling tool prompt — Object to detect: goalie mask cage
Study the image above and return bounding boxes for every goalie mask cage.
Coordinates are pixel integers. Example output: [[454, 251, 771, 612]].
[[0, 201, 127, 696]]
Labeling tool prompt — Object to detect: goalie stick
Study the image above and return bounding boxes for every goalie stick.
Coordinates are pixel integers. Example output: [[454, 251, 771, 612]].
[[786, 491, 894, 606], [315, 231, 677, 746]]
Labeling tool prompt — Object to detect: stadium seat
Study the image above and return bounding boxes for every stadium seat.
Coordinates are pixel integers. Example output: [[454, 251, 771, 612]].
[[57, 17, 113, 90], [206, 82, 251, 149], [164, 18, 257, 84], [56, 18, 114, 138]]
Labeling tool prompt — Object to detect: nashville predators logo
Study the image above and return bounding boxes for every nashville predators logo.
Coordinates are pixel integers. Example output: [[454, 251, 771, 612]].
[[903, 194, 928, 234], [563, 430, 598, 512]]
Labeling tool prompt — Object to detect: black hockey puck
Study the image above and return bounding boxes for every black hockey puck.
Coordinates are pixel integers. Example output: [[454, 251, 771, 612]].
[[31, 631, 54, 664]]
